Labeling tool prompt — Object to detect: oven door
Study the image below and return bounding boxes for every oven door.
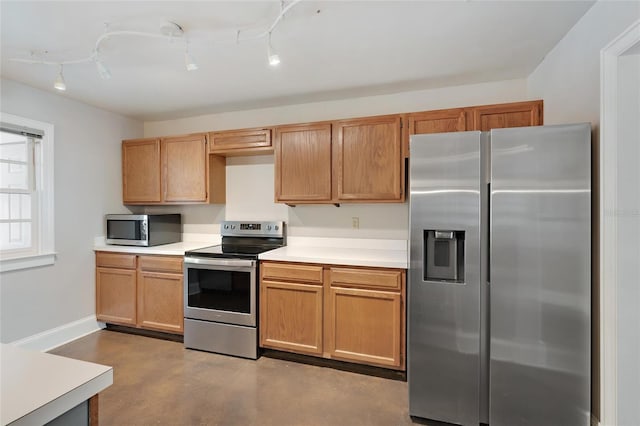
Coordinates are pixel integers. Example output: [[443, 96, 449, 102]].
[[183, 257, 256, 327]]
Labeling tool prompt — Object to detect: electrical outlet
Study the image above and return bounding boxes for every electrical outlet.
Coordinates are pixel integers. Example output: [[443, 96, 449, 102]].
[[352, 217, 359, 229]]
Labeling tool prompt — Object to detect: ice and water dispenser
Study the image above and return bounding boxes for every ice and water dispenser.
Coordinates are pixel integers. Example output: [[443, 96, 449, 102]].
[[424, 230, 465, 282]]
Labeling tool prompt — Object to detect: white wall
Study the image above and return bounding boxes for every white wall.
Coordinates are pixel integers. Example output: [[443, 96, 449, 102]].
[[527, 1, 639, 127], [616, 51, 640, 426], [527, 2, 640, 422], [144, 78, 529, 239], [0, 79, 143, 343]]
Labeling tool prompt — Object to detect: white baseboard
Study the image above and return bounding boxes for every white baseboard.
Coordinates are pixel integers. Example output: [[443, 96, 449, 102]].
[[10, 315, 105, 352]]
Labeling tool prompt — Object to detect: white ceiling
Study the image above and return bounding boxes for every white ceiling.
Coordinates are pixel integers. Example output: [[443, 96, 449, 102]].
[[1, 1, 594, 121]]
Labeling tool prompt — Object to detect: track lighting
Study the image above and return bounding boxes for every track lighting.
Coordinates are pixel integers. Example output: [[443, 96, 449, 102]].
[[11, 0, 305, 90], [267, 32, 280, 67], [184, 44, 198, 71], [95, 59, 111, 80], [53, 65, 66, 91]]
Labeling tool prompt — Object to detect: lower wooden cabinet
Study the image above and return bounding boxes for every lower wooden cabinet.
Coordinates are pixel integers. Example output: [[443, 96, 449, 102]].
[[259, 261, 406, 370], [137, 270, 184, 333], [96, 266, 137, 326], [260, 280, 323, 355], [95, 252, 183, 334], [327, 287, 402, 368]]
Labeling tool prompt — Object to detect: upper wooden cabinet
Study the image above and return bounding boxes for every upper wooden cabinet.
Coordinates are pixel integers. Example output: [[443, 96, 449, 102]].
[[409, 108, 467, 135], [122, 134, 225, 205], [334, 115, 403, 202], [274, 123, 333, 203], [274, 115, 404, 204], [162, 134, 208, 203], [208, 127, 272, 156], [470, 100, 543, 131], [406, 100, 543, 156], [122, 138, 162, 203]]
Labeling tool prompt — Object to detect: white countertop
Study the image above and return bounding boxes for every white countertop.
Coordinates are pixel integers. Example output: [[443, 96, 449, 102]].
[[1, 344, 113, 426], [259, 245, 408, 269], [93, 239, 219, 256], [93, 235, 408, 268]]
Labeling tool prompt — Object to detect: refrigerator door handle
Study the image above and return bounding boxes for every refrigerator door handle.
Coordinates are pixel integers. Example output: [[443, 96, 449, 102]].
[[487, 182, 491, 284]]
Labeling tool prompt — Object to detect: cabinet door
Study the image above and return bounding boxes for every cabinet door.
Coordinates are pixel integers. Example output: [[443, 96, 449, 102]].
[[260, 280, 323, 355], [137, 271, 184, 334], [327, 286, 402, 368], [162, 134, 208, 202], [209, 128, 272, 154], [96, 267, 137, 325], [122, 138, 161, 204], [274, 123, 332, 202], [334, 115, 403, 202], [406, 108, 466, 156], [470, 100, 542, 131]]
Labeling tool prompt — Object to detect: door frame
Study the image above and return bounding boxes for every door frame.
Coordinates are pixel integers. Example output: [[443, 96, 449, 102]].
[[599, 19, 640, 426]]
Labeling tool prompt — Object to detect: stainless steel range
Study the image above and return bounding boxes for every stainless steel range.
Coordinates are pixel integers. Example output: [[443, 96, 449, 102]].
[[183, 221, 285, 359]]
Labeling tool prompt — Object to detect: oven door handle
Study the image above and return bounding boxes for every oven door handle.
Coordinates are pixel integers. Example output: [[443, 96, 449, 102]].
[[184, 257, 256, 268]]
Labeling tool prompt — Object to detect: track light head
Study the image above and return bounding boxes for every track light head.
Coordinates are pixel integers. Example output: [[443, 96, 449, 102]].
[[54, 65, 66, 91], [95, 59, 111, 79], [267, 32, 280, 67], [268, 51, 281, 67], [184, 47, 198, 71]]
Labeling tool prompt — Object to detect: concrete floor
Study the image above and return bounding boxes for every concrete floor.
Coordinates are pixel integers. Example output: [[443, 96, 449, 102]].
[[51, 330, 416, 426]]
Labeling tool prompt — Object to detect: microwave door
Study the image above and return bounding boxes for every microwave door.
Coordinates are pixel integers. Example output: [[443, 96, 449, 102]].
[[106, 219, 148, 246]]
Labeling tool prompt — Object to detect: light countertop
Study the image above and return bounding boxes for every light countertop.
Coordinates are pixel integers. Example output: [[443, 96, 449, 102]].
[[93, 239, 219, 256], [259, 245, 408, 269], [94, 235, 408, 269], [1, 344, 113, 426]]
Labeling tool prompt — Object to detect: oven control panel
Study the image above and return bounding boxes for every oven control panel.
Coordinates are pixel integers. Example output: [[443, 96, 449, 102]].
[[221, 221, 284, 237]]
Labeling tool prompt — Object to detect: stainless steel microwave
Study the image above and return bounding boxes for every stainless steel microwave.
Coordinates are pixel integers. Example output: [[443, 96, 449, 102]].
[[105, 214, 181, 246]]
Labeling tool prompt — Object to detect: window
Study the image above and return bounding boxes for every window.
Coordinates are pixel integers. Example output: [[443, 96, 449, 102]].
[[0, 113, 54, 272]]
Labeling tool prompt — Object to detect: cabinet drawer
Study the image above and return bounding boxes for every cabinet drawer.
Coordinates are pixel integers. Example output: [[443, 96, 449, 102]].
[[96, 252, 137, 269], [261, 262, 323, 285], [330, 267, 402, 291], [138, 255, 183, 273], [209, 128, 272, 153]]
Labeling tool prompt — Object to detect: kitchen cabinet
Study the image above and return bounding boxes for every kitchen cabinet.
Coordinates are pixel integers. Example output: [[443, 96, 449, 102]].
[[208, 127, 272, 156], [469, 100, 543, 131], [274, 123, 333, 203], [137, 255, 184, 333], [405, 108, 466, 157], [122, 133, 225, 205], [95, 252, 184, 334], [96, 252, 137, 326], [260, 263, 324, 355], [327, 267, 404, 369], [334, 115, 404, 202], [122, 138, 162, 203], [259, 261, 406, 370], [406, 101, 542, 155], [274, 115, 403, 205]]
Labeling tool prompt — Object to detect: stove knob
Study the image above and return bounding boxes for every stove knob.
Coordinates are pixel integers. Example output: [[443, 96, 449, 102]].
[[267, 225, 272, 231], [223, 224, 229, 230], [274, 225, 279, 231], [231, 225, 236, 230]]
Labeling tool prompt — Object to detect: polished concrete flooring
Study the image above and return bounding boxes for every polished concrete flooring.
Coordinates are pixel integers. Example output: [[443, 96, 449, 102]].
[[51, 330, 416, 425]]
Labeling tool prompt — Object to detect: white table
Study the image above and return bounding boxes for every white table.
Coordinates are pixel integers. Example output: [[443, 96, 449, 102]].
[[1, 344, 113, 426]]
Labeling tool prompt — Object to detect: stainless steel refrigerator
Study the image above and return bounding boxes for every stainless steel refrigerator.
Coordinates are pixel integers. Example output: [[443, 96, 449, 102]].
[[408, 124, 591, 426]]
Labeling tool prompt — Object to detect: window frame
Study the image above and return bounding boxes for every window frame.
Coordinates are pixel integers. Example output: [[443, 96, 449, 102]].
[[0, 113, 55, 272]]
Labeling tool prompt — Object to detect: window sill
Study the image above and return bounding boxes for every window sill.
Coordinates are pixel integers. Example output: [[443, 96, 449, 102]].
[[0, 252, 56, 273]]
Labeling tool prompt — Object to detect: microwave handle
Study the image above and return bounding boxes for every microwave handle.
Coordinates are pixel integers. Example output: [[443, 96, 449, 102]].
[[140, 219, 147, 240]]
